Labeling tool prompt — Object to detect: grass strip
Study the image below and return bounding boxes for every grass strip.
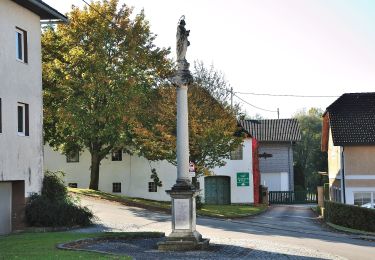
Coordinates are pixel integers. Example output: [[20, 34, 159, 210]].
[[0, 231, 162, 259], [69, 188, 267, 218], [326, 222, 375, 237]]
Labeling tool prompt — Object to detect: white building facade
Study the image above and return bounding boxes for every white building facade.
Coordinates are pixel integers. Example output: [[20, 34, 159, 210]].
[[44, 138, 254, 204], [0, 0, 66, 235]]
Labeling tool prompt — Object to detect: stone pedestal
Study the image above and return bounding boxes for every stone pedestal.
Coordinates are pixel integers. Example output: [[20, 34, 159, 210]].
[[157, 186, 209, 251]]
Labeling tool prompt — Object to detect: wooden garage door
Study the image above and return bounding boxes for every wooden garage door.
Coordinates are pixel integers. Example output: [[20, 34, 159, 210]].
[[204, 176, 231, 205], [0, 182, 12, 235]]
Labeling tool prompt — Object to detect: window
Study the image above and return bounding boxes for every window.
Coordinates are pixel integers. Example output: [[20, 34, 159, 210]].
[[112, 149, 122, 161], [16, 27, 28, 63], [112, 182, 121, 193], [66, 150, 79, 163], [148, 182, 157, 192], [230, 145, 243, 160], [354, 192, 372, 206], [17, 103, 29, 136], [68, 183, 78, 188]]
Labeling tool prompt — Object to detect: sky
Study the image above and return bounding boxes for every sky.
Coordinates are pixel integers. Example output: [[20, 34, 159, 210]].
[[44, 0, 375, 118]]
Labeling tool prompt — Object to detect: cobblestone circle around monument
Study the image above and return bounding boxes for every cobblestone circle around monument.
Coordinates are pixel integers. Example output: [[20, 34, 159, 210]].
[[65, 237, 345, 260]]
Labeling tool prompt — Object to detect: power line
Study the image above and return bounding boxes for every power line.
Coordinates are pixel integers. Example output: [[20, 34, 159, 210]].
[[80, 0, 119, 29], [235, 91, 339, 98], [233, 93, 278, 113]]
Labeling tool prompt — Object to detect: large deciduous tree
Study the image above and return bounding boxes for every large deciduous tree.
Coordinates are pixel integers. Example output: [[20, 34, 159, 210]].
[[136, 63, 243, 178], [42, 0, 172, 190], [293, 108, 327, 191]]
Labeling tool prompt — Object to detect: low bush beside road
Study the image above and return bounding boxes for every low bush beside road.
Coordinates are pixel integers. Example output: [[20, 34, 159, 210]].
[[324, 200, 375, 232], [25, 172, 94, 227], [69, 188, 267, 218]]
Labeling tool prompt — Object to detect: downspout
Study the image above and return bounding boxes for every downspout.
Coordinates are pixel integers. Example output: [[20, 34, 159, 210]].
[[341, 147, 346, 204], [287, 142, 291, 191]]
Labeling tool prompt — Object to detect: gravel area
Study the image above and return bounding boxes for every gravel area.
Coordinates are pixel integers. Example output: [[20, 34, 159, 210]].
[[63, 236, 345, 259]]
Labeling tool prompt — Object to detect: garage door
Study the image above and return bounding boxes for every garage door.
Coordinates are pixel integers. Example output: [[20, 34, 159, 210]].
[[0, 182, 12, 234], [204, 176, 231, 204]]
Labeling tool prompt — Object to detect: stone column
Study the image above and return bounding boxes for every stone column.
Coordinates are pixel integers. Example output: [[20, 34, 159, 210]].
[[157, 16, 209, 252], [176, 84, 190, 185]]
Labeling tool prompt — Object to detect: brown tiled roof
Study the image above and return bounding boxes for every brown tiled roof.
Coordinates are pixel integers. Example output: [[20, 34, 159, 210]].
[[239, 119, 301, 142], [325, 92, 375, 146]]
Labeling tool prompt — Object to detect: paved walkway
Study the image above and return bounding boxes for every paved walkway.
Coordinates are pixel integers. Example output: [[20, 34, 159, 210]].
[[73, 196, 375, 259]]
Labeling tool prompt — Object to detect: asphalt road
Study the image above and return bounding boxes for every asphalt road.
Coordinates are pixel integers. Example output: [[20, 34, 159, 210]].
[[75, 196, 375, 259]]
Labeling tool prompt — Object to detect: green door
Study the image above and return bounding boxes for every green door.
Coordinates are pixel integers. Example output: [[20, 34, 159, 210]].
[[204, 176, 231, 204]]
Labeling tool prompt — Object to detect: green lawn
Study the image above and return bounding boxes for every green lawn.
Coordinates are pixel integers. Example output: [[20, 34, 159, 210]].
[[326, 222, 375, 237], [69, 188, 267, 218], [0, 231, 161, 259], [198, 204, 266, 218]]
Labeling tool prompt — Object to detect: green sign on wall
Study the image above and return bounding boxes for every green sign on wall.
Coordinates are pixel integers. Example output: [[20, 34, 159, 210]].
[[237, 172, 249, 187]]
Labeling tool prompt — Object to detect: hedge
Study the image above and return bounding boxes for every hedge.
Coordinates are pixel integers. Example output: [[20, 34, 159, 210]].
[[25, 171, 94, 227], [324, 200, 375, 232]]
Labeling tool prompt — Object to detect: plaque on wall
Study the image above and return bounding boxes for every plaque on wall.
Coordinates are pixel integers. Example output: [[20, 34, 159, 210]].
[[174, 199, 190, 229]]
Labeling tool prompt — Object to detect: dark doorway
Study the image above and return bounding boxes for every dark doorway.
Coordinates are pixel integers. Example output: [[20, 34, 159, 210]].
[[204, 176, 231, 204]]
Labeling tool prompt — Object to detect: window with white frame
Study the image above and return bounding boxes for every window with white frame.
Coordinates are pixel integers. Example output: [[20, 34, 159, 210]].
[[66, 150, 79, 163], [148, 182, 157, 192], [112, 149, 122, 161], [112, 182, 121, 193], [17, 103, 29, 136], [230, 144, 243, 160], [16, 27, 28, 63], [354, 192, 374, 208]]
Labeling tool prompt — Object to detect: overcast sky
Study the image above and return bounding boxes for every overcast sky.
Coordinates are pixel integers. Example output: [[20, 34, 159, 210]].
[[44, 0, 375, 118]]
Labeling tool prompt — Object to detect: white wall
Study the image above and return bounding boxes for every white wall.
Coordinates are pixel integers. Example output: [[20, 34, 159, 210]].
[[44, 145, 176, 201], [261, 172, 289, 191], [44, 138, 254, 203], [207, 138, 253, 203], [0, 0, 43, 196]]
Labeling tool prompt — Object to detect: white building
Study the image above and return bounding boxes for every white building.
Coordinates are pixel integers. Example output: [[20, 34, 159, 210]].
[[0, 0, 66, 235], [44, 137, 254, 204]]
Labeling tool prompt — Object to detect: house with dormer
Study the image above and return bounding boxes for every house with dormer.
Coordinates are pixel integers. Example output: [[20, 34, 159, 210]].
[[322, 93, 375, 208]]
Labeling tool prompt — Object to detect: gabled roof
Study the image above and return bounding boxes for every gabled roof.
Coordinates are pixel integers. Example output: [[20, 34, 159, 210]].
[[11, 0, 67, 22], [239, 119, 301, 142], [323, 92, 375, 147]]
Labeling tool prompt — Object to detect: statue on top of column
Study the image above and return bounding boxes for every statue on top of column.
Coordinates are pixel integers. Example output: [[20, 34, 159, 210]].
[[176, 15, 190, 63]]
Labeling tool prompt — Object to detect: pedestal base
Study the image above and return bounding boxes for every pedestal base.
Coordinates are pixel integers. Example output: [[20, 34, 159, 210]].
[[157, 182, 209, 251], [158, 238, 210, 251]]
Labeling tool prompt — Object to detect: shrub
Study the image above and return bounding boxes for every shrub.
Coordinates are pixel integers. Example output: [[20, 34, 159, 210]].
[[25, 171, 93, 227], [324, 200, 375, 232], [196, 195, 203, 210]]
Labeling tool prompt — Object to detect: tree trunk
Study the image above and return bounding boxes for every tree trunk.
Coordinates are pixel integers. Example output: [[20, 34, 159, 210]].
[[89, 150, 101, 190]]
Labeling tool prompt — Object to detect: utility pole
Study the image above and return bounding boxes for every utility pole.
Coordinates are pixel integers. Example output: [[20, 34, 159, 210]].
[[277, 108, 280, 119]]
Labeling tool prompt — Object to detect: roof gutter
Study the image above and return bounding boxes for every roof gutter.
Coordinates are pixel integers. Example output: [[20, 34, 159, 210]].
[[12, 0, 68, 23], [29, 0, 68, 22]]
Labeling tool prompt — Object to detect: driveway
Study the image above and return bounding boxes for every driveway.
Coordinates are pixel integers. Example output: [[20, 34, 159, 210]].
[[75, 196, 375, 259]]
